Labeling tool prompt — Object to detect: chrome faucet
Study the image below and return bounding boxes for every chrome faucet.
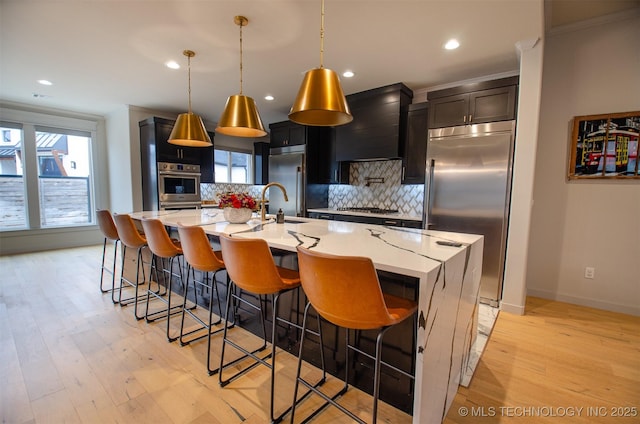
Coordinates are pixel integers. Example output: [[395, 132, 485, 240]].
[[260, 182, 288, 221]]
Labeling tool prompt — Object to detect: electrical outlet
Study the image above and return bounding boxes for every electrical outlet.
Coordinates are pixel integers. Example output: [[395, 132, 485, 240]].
[[584, 267, 595, 279]]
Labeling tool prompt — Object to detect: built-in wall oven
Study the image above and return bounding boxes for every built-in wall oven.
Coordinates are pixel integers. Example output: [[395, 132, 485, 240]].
[[157, 162, 201, 210]]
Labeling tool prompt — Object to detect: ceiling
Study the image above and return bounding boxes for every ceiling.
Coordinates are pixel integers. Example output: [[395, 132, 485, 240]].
[[1, 0, 638, 130]]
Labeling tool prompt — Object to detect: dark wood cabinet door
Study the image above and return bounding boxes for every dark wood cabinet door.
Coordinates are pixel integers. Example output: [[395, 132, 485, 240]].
[[269, 123, 289, 148], [427, 77, 519, 128], [428, 94, 468, 128], [306, 126, 336, 184], [253, 142, 269, 185], [402, 102, 428, 184], [469, 85, 517, 124], [152, 120, 179, 162], [198, 133, 215, 183], [269, 121, 306, 147], [288, 123, 306, 145], [400, 219, 422, 228]]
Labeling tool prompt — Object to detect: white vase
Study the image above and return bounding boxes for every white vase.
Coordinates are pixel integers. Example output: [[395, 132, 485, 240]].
[[223, 207, 253, 224]]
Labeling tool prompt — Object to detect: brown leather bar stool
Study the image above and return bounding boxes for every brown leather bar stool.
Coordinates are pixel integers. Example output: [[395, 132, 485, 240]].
[[293, 247, 418, 424], [96, 209, 120, 294], [177, 224, 229, 374], [112, 213, 148, 319], [218, 234, 325, 424], [141, 218, 185, 342]]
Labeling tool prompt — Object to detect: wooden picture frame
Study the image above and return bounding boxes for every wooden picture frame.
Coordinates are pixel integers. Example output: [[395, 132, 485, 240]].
[[568, 111, 640, 179]]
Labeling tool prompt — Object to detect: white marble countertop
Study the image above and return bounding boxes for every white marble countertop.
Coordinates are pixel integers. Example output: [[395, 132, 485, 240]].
[[130, 209, 476, 279], [307, 207, 422, 221]]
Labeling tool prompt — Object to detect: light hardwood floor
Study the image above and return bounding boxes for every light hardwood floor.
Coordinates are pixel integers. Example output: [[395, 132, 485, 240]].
[[1, 245, 638, 423]]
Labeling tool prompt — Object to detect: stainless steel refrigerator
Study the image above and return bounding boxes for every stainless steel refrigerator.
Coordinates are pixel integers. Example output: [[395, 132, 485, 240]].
[[268, 145, 305, 217], [423, 121, 516, 305]]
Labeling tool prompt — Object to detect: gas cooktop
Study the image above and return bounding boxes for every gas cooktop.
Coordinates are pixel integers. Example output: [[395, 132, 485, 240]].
[[336, 207, 399, 214]]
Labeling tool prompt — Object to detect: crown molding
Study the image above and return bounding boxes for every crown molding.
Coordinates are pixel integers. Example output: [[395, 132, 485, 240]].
[[547, 7, 640, 37]]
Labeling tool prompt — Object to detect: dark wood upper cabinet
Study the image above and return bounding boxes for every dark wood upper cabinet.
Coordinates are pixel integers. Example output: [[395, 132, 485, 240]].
[[335, 83, 413, 161], [139, 116, 215, 183], [267, 120, 342, 185], [269, 121, 305, 148], [305, 125, 345, 184], [253, 141, 269, 185], [401, 102, 428, 185], [427, 76, 519, 128]]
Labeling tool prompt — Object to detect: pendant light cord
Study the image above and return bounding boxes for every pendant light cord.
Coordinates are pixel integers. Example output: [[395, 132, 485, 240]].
[[319, 0, 325, 69], [187, 53, 192, 113], [239, 19, 244, 95]]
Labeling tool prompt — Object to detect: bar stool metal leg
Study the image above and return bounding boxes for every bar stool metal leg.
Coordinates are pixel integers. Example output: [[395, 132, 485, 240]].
[[100, 236, 119, 293], [97, 209, 121, 294], [179, 266, 234, 375], [145, 253, 185, 341], [218, 282, 270, 386], [115, 244, 148, 320]]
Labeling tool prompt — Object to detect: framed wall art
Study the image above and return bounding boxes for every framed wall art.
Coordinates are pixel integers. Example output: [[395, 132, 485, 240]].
[[568, 111, 640, 179]]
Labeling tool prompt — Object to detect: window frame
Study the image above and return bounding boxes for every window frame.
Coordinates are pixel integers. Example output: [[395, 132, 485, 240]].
[[214, 146, 254, 184], [0, 107, 100, 232]]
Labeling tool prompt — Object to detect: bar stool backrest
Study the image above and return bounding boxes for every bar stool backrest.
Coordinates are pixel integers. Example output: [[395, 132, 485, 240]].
[[97, 209, 119, 241], [177, 225, 224, 272], [141, 218, 181, 258], [219, 234, 289, 295], [113, 213, 147, 249], [296, 246, 392, 330]]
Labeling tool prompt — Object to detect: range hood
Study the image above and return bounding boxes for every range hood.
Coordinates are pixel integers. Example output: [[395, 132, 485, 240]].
[[335, 83, 413, 161]]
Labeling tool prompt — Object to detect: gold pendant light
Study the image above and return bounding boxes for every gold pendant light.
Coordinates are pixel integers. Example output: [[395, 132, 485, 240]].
[[168, 50, 212, 147], [289, 0, 352, 126], [216, 15, 267, 138]]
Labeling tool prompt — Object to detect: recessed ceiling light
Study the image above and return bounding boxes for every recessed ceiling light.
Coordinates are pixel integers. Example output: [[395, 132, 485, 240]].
[[264, 95, 274, 101], [444, 39, 460, 50], [165, 60, 180, 69], [342, 70, 355, 78], [38, 79, 53, 86]]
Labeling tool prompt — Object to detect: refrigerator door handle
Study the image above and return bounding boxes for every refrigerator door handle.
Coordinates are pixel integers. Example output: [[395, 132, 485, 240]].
[[296, 166, 302, 216], [426, 159, 435, 228]]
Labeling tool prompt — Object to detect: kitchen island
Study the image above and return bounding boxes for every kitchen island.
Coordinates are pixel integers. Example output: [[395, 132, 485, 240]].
[[129, 209, 483, 423]]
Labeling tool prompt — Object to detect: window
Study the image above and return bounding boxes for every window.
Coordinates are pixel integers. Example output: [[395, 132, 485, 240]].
[[0, 123, 26, 229], [214, 148, 252, 184], [0, 116, 96, 232], [36, 127, 93, 227]]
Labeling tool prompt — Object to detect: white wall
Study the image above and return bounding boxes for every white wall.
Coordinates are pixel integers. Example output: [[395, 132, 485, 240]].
[[526, 14, 640, 316], [107, 106, 180, 214], [501, 38, 545, 315], [104, 106, 130, 213]]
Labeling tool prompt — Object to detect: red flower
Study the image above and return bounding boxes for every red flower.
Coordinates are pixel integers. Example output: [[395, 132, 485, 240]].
[[217, 191, 258, 210]]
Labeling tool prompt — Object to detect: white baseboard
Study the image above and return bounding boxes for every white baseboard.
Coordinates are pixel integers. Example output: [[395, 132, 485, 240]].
[[527, 288, 640, 317], [0, 226, 102, 255], [499, 301, 525, 315]]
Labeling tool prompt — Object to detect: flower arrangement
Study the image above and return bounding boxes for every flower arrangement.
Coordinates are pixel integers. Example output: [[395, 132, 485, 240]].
[[217, 191, 258, 210]]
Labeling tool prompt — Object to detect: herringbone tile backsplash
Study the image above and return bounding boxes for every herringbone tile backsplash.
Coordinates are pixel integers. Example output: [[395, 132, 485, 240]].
[[329, 160, 424, 216], [202, 159, 424, 217]]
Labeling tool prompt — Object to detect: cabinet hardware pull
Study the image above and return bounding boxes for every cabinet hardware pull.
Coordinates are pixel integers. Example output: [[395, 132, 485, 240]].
[[402, 166, 405, 180], [463, 115, 466, 123], [469, 114, 473, 123], [426, 158, 435, 221]]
